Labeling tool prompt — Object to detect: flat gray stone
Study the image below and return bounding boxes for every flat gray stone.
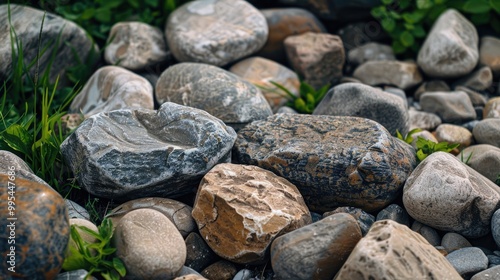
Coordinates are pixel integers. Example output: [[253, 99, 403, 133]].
[[420, 91, 477, 124], [457, 144, 500, 183], [473, 119, 500, 148], [60, 102, 236, 200], [442, 232, 472, 253], [471, 265, 500, 280], [353, 60, 423, 90], [446, 247, 488, 279]]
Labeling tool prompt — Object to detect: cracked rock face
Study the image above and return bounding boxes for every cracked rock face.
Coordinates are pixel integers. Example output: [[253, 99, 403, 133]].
[[335, 220, 463, 280], [192, 163, 312, 264], [233, 114, 416, 212], [60, 102, 236, 201]]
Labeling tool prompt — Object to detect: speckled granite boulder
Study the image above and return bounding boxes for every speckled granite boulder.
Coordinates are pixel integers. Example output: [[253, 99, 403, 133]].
[[165, 0, 268, 66], [192, 163, 312, 264], [353, 61, 422, 90], [233, 114, 416, 212], [335, 220, 462, 280], [313, 83, 410, 135], [0, 175, 69, 279], [420, 91, 477, 124], [61, 102, 236, 200], [69, 66, 154, 118], [155, 63, 272, 128], [105, 22, 168, 70]]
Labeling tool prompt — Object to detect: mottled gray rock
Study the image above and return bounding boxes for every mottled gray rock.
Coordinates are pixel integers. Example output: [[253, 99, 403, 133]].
[[483, 97, 500, 119], [446, 247, 488, 279], [417, 9, 479, 78], [435, 123, 474, 148], [348, 42, 395, 67], [376, 204, 411, 227], [184, 232, 216, 272], [473, 119, 500, 148], [114, 209, 186, 279], [55, 270, 96, 280], [155, 63, 272, 127], [201, 260, 238, 280], [323, 206, 375, 236], [414, 80, 451, 100], [284, 32, 345, 89], [65, 199, 90, 221], [455, 86, 488, 107], [313, 83, 410, 135], [105, 197, 195, 237], [492, 209, 500, 249], [471, 265, 500, 280], [458, 144, 500, 183], [453, 66, 493, 91], [353, 61, 422, 90], [480, 36, 500, 77], [271, 213, 362, 280], [166, 0, 268, 66], [233, 114, 416, 212], [0, 4, 93, 83], [0, 150, 51, 189], [442, 233, 472, 253], [69, 66, 154, 118], [105, 22, 168, 70], [403, 152, 500, 238], [420, 91, 477, 124], [60, 102, 236, 200], [409, 109, 442, 131], [411, 221, 441, 246]]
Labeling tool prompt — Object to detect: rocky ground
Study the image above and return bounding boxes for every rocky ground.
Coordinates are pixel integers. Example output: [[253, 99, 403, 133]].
[[1, 0, 500, 279]]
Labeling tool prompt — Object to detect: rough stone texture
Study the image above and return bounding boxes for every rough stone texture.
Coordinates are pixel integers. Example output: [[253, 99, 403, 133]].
[[105, 197, 195, 238], [442, 233, 472, 253], [417, 9, 479, 78], [403, 152, 500, 238], [420, 91, 477, 124], [473, 119, 500, 148], [0, 4, 93, 84], [229, 57, 299, 111], [335, 220, 462, 280], [60, 102, 236, 200], [353, 61, 423, 90], [201, 260, 238, 280], [69, 66, 154, 118], [313, 83, 410, 135], [411, 221, 441, 246], [192, 163, 312, 264], [323, 207, 374, 236], [184, 232, 217, 272], [114, 209, 186, 279], [457, 144, 500, 183], [453, 66, 493, 91], [492, 209, 500, 249], [0, 175, 69, 279], [105, 22, 168, 70], [348, 42, 395, 67], [446, 247, 488, 279], [155, 63, 272, 126], [435, 123, 474, 148], [376, 204, 411, 228], [66, 199, 90, 220], [409, 109, 442, 131], [258, 8, 326, 62], [284, 32, 345, 89], [480, 36, 500, 77], [414, 80, 451, 100], [483, 97, 500, 119], [471, 265, 500, 280], [55, 270, 96, 280], [271, 213, 362, 280], [0, 150, 51, 189], [455, 86, 488, 107], [166, 0, 268, 66], [233, 114, 416, 213]]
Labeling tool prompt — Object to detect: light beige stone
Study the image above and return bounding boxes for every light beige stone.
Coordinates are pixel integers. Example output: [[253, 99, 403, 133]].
[[353, 60, 423, 90], [453, 66, 492, 91], [458, 144, 500, 183], [435, 123, 473, 148], [484, 97, 500, 119]]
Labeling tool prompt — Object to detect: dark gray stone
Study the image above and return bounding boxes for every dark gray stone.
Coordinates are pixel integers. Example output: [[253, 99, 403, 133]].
[[60, 102, 236, 200], [492, 209, 500, 249], [420, 91, 477, 124], [233, 269, 255, 280], [411, 221, 441, 246], [446, 247, 488, 279], [323, 206, 375, 236], [184, 232, 217, 272], [463, 120, 481, 132], [471, 265, 500, 280], [473, 119, 500, 148], [442, 232, 472, 253], [65, 199, 90, 221], [487, 255, 500, 266], [376, 203, 411, 227]]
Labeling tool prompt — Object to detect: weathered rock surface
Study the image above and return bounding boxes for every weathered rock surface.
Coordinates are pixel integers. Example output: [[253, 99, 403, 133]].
[[446, 247, 488, 279], [403, 152, 500, 238], [233, 114, 416, 212], [471, 265, 500, 280], [61, 102, 236, 200], [323, 207, 375, 236], [114, 209, 186, 279], [271, 213, 362, 280], [55, 270, 96, 280], [155, 63, 272, 127], [455, 86, 488, 107], [473, 119, 500, 148], [420, 91, 477, 124], [435, 123, 474, 148], [409, 109, 442, 131], [353, 61, 423, 90], [313, 83, 410, 135], [458, 144, 500, 183], [348, 42, 395, 67], [479, 36, 500, 77], [165, 0, 268, 66], [483, 97, 500, 119], [335, 220, 462, 280], [192, 163, 312, 264], [417, 9, 479, 78], [69, 66, 154, 118], [105, 22, 168, 70]]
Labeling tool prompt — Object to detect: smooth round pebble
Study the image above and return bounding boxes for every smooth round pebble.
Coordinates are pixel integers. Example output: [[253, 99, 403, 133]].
[[446, 247, 488, 279], [441, 232, 472, 253]]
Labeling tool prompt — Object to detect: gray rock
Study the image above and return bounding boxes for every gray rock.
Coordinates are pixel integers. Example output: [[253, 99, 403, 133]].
[[165, 0, 268, 66], [0, 150, 51, 189], [420, 91, 477, 124], [473, 119, 500, 148], [491, 209, 500, 249], [323, 206, 375, 236], [411, 221, 441, 246], [417, 9, 479, 78], [484, 97, 500, 119], [409, 109, 442, 131], [276, 106, 298, 114], [455, 86, 488, 107], [0, 4, 94, 84], [471, 265, 500, 280], [463, 120, 482, 132], [69, 66, 154, 118], [453, 66, 493, 91], [487, 255, 500, 266], [233, 269, 255, 280], [442, 232, 472, 253], [60, 102, 236, 200], [313, 83, 410, 135], [414, 80, 451, 101], [435, 123, 474, 148], [105, 22, 168, 70], [384, 86, 408, 108], [480, 36, 500, 77], [353, 60, 423, 90], [457, 144, 500, 183], [271, 213, 362, 280], [65, 199, 90, 221], [55, 270, 96, 280], [155, 63, 272, 127], [403, 152, 500, 238], [376, 203, 411, 227], [184, 232, 217, 272], [446, 247, 488, 279], [348, 42, 396, 67], [233, 114, 416, 213]]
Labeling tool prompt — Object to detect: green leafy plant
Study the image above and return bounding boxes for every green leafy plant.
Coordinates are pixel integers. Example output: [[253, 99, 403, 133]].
[[63, 218, 126, 280], [396, 128, 422, 144], [415, 137, 460, 162]]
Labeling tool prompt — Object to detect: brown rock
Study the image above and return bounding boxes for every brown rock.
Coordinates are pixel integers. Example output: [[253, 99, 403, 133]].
[[484, 97, 500, 119], [353, 60, 423, 90], [192, 163, 312, 264], [335, 220, 463, 280], [435, 123, 474, 148], [200, 260, 238, 280]]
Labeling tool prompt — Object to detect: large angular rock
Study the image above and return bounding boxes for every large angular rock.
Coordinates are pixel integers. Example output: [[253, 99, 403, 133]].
[[233, 114, 416, 212], [335, 220, 463, 280], [0, 4, 93, 83], [403, 152, 500, 238], [417, 9, 478, 78], [313, 83, 410, 135], [69, 66, 154, 118], [155, 63, 272, 128], [60, 102, 237, 200], [420, 91, 477, 124], [165, 0, 268, 66], [353, 61, 423, 90], [192, 163, 312, 264]]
